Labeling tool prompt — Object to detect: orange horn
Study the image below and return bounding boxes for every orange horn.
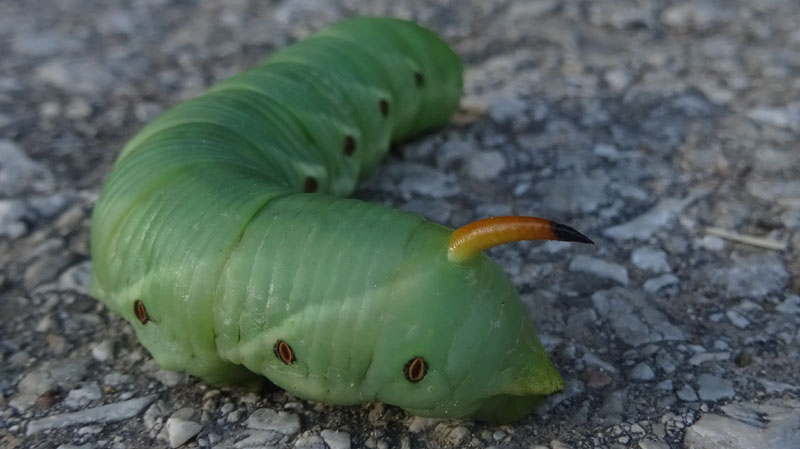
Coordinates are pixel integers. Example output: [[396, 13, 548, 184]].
[[448, 216, 593, 263]]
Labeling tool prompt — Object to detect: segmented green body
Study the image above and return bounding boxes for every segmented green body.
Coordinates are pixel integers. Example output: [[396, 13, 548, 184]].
[[90, 17, 563, 423]]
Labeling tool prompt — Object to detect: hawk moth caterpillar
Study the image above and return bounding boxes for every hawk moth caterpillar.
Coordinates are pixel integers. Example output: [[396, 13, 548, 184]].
[[90, 16, 593, 423]]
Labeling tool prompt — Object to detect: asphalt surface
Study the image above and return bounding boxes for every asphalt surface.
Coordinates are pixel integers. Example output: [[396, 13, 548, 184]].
[[1, 1, 799, 448]]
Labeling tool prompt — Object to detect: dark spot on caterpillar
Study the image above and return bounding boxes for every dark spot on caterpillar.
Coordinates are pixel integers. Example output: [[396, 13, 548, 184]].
[[274, 340, 295, 364], [379, 99, 390, 117], [133, 300, 148, 324], [414, 72, 424, 87], [343, 135, 356, 156], [304, 176, 318, 193], [404, 356, 427, 382]]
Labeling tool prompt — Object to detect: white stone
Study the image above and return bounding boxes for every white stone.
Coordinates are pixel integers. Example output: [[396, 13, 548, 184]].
[[697, 374, 735, 401], [644, 274, 679, 293], [604, 189, 707, 241], [0, 139, 54, 195], [631, 247, 670, 273], [725, 310, 749, 329], [91, 340, 114, 362], [677, 385, 698, 402], [294, 435, 326, 449], [466, 150, 506, 181], [685, 400, 800, 449], [26, 395, 156, 435], [245, 408, 300, 437], [65, 383, 102, 408], [320, 430, 351, 449], [569, 255, 629, 285], [629, 362, 655, 381], [166, 417, 203, 448]]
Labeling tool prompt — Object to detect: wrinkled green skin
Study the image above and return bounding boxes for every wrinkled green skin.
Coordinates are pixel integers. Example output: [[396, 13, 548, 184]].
[[90, 17, 564, 423]]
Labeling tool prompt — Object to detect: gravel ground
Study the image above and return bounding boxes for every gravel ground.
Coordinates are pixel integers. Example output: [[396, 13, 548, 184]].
[[2, 0, 799, 448]]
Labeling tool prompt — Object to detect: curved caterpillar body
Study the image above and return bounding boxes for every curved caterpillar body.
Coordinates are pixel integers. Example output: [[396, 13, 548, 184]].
[[91, 17, 591, 423]]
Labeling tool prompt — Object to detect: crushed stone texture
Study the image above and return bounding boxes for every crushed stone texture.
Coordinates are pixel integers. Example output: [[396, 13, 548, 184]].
[[2, 0, 799, 448]]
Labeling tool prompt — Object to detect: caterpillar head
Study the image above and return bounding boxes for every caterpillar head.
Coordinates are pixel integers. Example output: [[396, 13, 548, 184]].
[[370, 216, 592, 423]]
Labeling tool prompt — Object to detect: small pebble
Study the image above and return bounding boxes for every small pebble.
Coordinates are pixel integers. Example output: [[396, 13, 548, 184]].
[[320, 430, 351, 449], [697, 374, 735, 401], [629, 362, 656, 381]]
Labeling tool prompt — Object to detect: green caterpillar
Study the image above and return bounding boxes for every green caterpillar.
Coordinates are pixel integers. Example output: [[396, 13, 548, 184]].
[[90, 17, 592, 424]]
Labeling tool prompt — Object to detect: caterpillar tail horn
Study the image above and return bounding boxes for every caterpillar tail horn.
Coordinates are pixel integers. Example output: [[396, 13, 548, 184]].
[[447, 216, 594, 263]]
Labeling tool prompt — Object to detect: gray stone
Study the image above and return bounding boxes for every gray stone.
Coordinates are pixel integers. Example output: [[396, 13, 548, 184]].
[[644, 274, 679, 293], [638, 439, 669, 449], [320, 430, 351, 449], [697, 374, 735, 401], [598, 388, 628, 421], [26, 395, 156, 435], [747, 105, 800, 131], [487, 93, 526, 123], [245, 408, 301, 437], [65, 98, 92, 120], [102, 372, 131, 386], [406, 416, 439, 433], [65, 383, 103, 408], [12, 31, 82, 56], [776, 295, 800, 315], [629, 362, 656, 381], [588, 0, 654, 29], [581, 352, 618, 374], [30, 192, 75, 218], [0, 139, 54, 196], [150, 365, 187, 387], [24, 253, 71, 289], [725, 310, 749, 329], [536, 173, 609, 214], [34, 59, 115, 94], [746, 178, 800, 201], [91, 340, 115, 363], [58, 261, 93, 295], [0, 199, 30, 239], [593, 143, 621, 159], [688, 352, 730, 366], [569, 255, 629, 285], [231, 430, 282, 448], [11, 359, 89, 411], [604, 189, 707, 241], [696, 235, 725, 251], [382, 163, 459, 198], [661, 2, 734, 32], [678, 385, 699, 402], [709, 254, 789, 298], [166, 408, 203, 448], [758, 379, 800, 394], [294, 435, 326, 449], [684, 400, 800, 449], [143, 400, 169, 434], [631, 247, 670, 273], [592, 288, 685, 346], [551, 441, 575, 449], [465, 150, 506, 181], [435, 139, 473, 169], [507, 1, 559, 21]]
